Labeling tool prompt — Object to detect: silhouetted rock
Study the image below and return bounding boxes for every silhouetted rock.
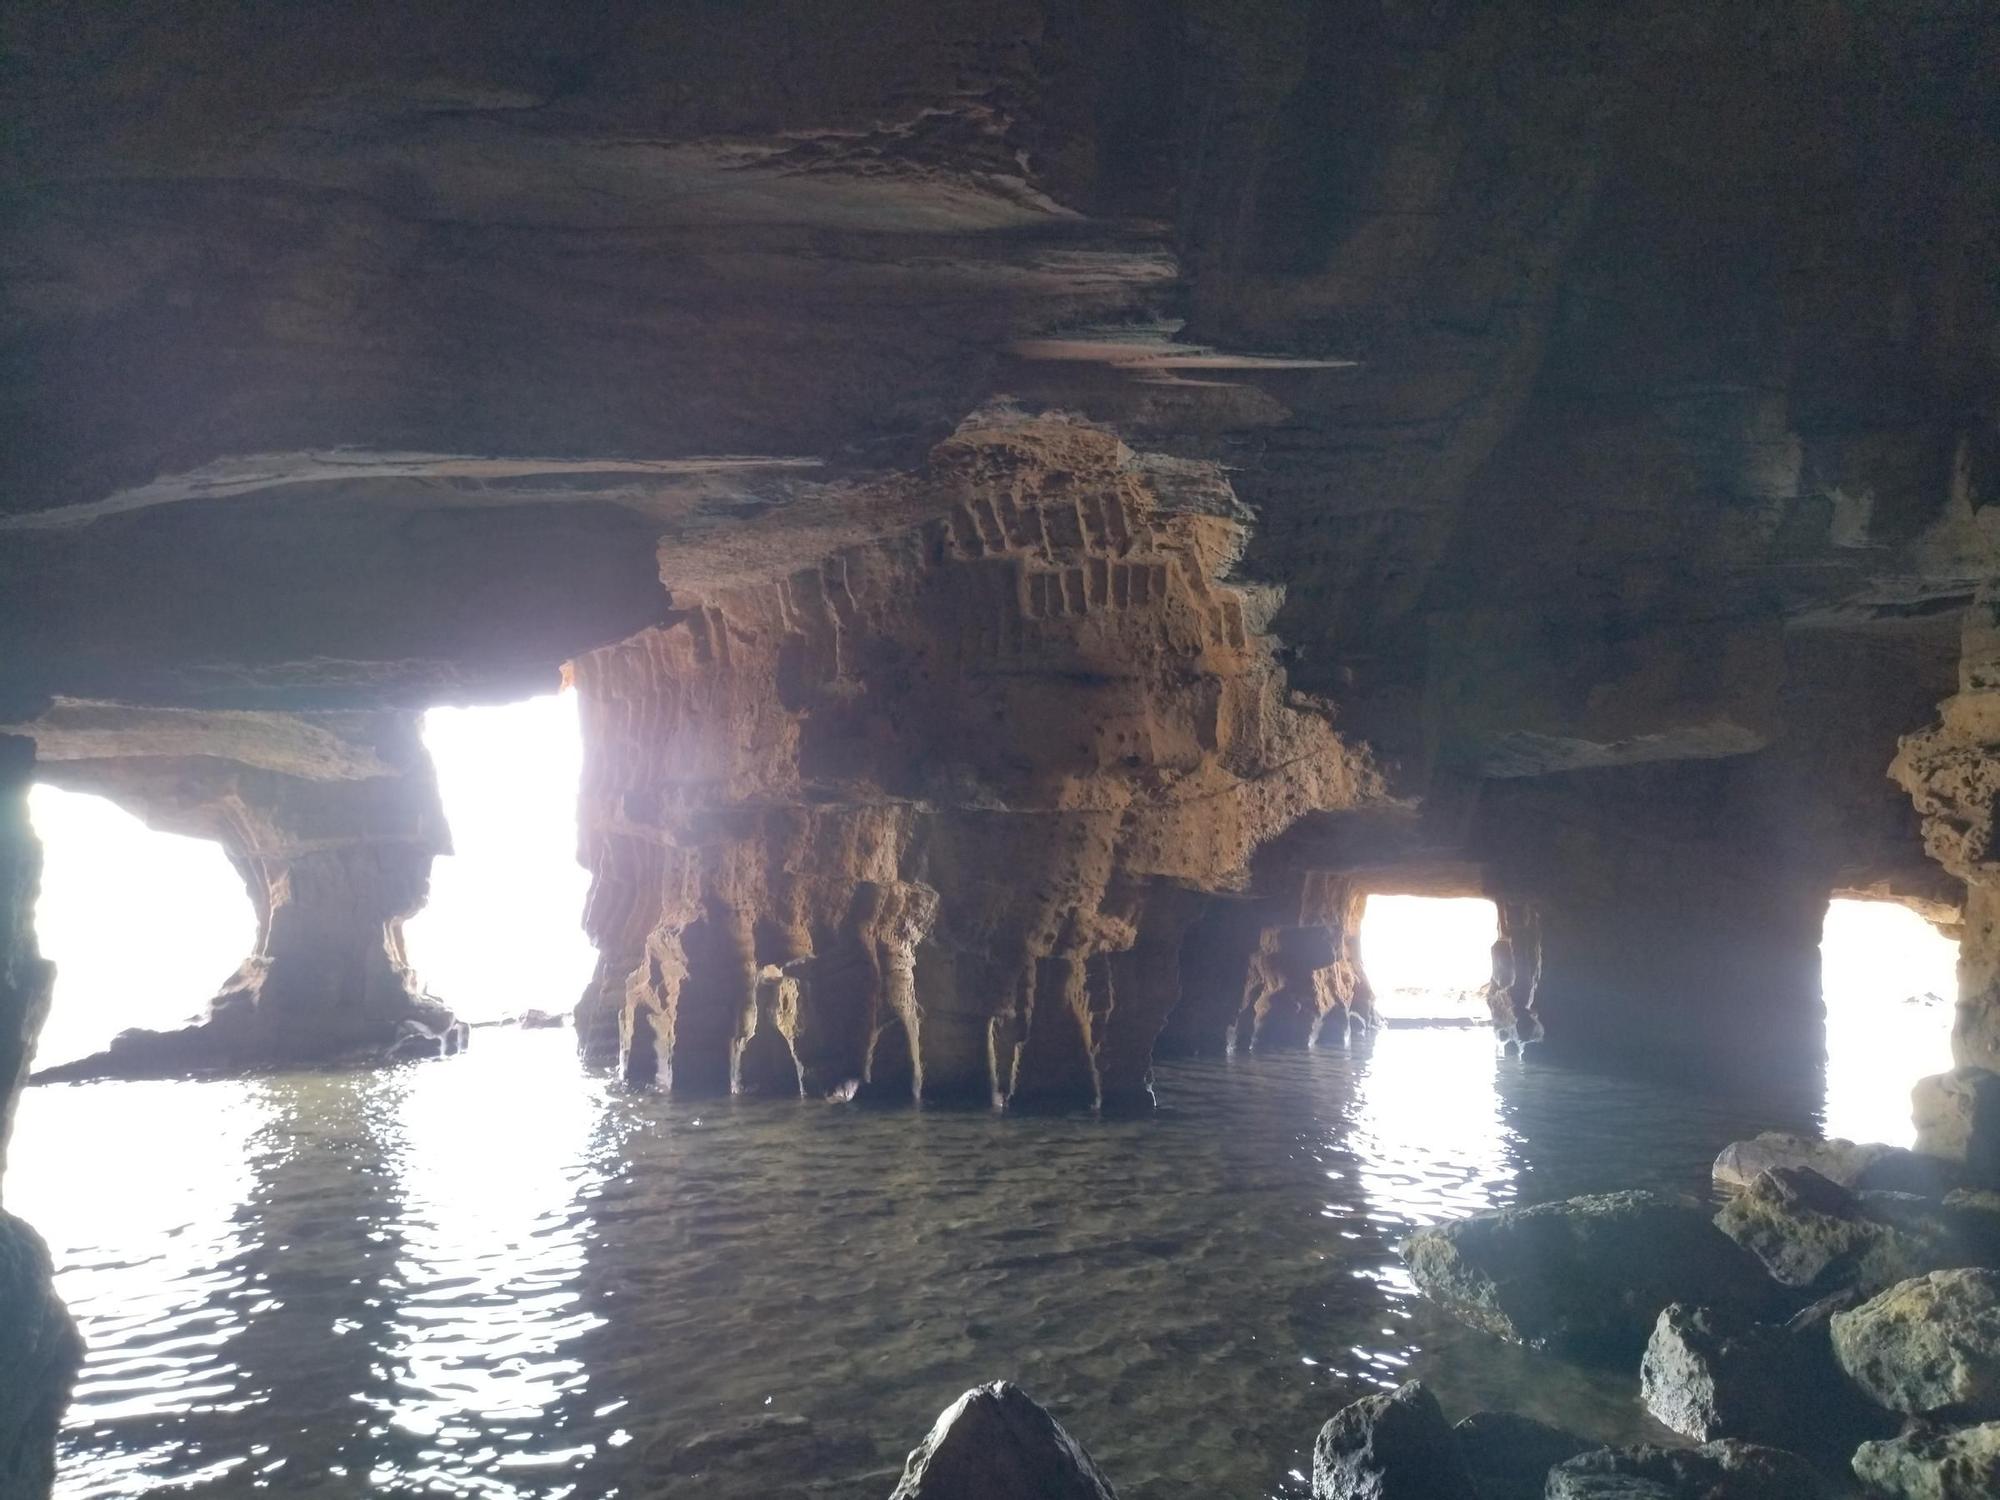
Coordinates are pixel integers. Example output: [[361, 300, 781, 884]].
[[1402, 1191, 1772, 1359], [888, 1382, 1116, 1500], [1832, 1269, 2000, 1419], [1310, 1381, 1476, 1500], [0, 1212, 83, 1500]]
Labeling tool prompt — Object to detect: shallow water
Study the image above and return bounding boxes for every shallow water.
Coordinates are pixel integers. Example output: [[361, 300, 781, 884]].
[[13, 1028, 1819, 1499]]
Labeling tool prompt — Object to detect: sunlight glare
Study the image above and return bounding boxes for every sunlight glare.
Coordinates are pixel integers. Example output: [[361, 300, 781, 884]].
[[1358, 896, 1498, 1021], [403, 694, 596, 1025], [26, 785, 255, 1068], [1821, 897, 1957, 1146]]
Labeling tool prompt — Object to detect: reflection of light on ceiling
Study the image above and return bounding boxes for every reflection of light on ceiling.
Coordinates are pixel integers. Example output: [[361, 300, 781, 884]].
[[1821, 898, 1957, 1147], [26, 785, 256, 1068], [1358, 896, 1498, 1020], [403, 693, 596, 1025]]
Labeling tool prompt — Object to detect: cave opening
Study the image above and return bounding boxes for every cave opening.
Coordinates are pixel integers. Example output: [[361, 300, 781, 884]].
[[24, 784, 256, 1070], [402, 691, 595, 1029], [1356, 894, 1498, 1024], [1818, 895, 1957, 1147]]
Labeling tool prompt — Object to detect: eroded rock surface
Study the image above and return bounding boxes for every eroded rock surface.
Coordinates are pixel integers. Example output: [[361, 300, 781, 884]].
[[1310, 1381, 1475, 1500], [1832, 1269, 2000, 1419], [1713, 1167, 1999, 1299], [1852, 1422, 2000, 1500], [888, 1382, 1116, 1500], [572, 414, 1386, 1105], [1713, 1134, 1954, 1195], [1402, 1191, 1772, 1359]]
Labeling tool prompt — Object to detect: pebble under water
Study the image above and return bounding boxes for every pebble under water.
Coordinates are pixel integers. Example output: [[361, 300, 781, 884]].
[[13, 1027, 1821, 1499]]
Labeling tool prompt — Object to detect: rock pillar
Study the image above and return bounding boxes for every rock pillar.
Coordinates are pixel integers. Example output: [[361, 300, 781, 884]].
[[1893, 590, 2000, 1169]]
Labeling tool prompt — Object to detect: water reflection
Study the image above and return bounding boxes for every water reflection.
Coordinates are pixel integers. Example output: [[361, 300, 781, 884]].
[[14, 1030, 1799, 1500]]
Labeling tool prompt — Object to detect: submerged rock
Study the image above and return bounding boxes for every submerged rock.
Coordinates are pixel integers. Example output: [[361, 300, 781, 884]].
[[1450, 1410, 1591, 1500], [1712, 1132, 1954, 1194], [1401, 1191, 1771, 1359], [1310, 1381, 1476, 1500], [1831, 1268, 2000, 1418], [1544, 1440, 1823, 1499], [888, 1382, 1117, 1500], [1914, 1070, 2000, 1187], [1852, 1421, 2000, 1499], [1712, 1166, 1997, 1299], [0, 1212, 84, 1500]]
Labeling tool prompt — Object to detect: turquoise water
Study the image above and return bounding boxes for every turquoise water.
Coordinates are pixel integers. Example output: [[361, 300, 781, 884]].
[[11, 1027, 1809, 1499]]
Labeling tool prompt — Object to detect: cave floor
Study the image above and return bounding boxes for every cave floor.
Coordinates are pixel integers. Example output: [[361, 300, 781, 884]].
[[16, 1029, 1836, 1499]]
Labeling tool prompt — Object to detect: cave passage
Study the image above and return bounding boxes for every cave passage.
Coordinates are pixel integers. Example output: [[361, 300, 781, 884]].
[[25, 785, 256, 1069], [401, 693, 596, 1027], [1356, 895, 1498, 1023], [1819, 896, 1957, 1147]]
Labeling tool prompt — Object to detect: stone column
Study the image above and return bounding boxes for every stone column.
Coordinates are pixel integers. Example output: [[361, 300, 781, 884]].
[[1893, 590, 2000, 1172], [0, 734, 86, 1499]]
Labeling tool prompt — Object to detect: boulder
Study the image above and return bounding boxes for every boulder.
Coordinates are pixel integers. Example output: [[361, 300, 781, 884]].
[[1852, 1421, 2000, 1499], [1450, 1410, 1590, 1500], [0, 1212, 84, 1500], [1639, 1300, 1893, 1450], [516, 1008, 567, 1029], [1401, 1191, 1772, 1359], [1713, 1133, 1955, 1194], [1713, 1167, 1997, 1299], [888, 1382, 1117, 1500], [1914, 1069, 2000, 1186], [1310, 1381, 1476, 1500], [1831, 1269, 2000, 1418], [1544, 1440, 1824, 1499]]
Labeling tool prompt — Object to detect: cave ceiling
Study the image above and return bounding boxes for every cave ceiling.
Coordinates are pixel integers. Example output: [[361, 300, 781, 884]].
[[2, 0, 1996, 798]]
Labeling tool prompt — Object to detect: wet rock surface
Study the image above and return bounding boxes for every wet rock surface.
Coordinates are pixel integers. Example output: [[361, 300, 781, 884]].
[[1310, 1381, 1476, 1500], [1852, 1421, 2000, 1500], [888, 1382, 1117, 1500], [1543, 1440, 1824, 1499], [1402, 1191, 1772, 1359], [1831, 1269, 2000, 1419], [1450, 1410, 1591, 1500]]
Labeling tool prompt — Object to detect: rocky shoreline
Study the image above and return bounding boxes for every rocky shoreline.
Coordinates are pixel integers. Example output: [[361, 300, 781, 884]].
[[883, 1128, 2000, 1498]]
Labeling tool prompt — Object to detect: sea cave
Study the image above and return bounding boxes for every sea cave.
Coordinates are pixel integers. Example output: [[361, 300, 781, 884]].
[[3, 6, 2000, 1497]]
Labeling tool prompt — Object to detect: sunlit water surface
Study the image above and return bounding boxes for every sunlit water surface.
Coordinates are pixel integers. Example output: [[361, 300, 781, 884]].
[[15, 1029, 1826, 1499]]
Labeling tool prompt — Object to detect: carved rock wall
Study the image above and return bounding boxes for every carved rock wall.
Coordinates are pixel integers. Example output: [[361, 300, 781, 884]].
[[572, 415, 1385, 1105]]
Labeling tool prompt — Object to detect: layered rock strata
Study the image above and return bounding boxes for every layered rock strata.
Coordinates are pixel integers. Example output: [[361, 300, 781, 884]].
[[571, 414, 1384, 1104]]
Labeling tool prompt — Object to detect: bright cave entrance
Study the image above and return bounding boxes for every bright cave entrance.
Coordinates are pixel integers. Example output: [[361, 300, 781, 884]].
[[402, 691, 596, 1027], [1819, 896, 1957, 1147], [26, 785, 257, 1069], [1357, 894, 1498, 1023]]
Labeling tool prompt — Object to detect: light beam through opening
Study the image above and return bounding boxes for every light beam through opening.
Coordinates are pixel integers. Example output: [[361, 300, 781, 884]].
[[26, 785, 256, 1069], [402, 692, 595, 1026], [1358, 895, 1499, 1023], [1820, 896, 1957, 1146]]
